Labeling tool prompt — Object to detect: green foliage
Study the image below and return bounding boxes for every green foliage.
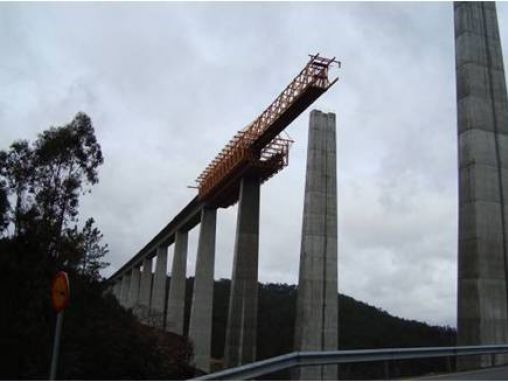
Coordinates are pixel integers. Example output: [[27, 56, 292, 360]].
[[33, 113, 103, 244], [0, 181, 9, 234], [182, 278, 456, 379], [70, 217, 110, 279], [0, 113, 194, 379], [0, 112, 104, 259]]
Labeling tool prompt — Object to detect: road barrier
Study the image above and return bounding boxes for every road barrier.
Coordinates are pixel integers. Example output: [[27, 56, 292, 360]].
[[193, 344, 508, 380]]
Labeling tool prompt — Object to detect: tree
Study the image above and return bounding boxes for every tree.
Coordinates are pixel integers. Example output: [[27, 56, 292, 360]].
[[32, 112, 104, 258], [78, 217, 110, 279], [0, 140, 34, 235], [0, 113, 194, 379], [0, 112, 104, 261], [0, 180, 9, 235]]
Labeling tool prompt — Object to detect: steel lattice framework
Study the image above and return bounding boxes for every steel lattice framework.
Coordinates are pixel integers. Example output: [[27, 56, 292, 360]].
[[196, 54, 339, 208]]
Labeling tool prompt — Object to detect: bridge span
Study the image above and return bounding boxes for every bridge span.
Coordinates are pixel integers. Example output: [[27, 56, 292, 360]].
[[108, 55, 340, 377], [108, 2, 508, 379]]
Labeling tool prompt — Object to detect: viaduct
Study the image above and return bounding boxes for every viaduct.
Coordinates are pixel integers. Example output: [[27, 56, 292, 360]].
[[108, 1, 508, 378], [109, 54, 339, 378]]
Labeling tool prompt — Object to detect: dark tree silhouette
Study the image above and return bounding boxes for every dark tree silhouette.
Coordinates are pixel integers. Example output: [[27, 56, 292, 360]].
[[0, 113, 194, 380]]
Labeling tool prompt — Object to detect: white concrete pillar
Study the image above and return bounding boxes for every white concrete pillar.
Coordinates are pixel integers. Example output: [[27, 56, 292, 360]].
[[152, 246, 168, 328], [127, 266, 141, 310], [294, 110, 338, 380], [139, 257, 153, 322], [166, 230, 188, 335], [113, 280, 122, 300], [188, 208, 217, 372], [455, 2, 508, 369], [120, 273, 131, 307], [224, 176, 260, 368]]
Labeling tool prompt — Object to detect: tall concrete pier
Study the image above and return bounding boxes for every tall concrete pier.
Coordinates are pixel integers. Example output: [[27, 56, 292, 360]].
[[188, 208, 217, 372], [294, 110, 338, 380], [455, 2, 508, 369], [139, 257, 153, 321], [120, 273, 131, 307], [224, 176, 260, 367], [128, 266, 140, 309], [152, 246, 168, 328], [166, 230, 188, 334]]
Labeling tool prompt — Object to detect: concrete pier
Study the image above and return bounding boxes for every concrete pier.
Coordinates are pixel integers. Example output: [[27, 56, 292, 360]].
[[166, 230, 188, 335], [113, 281, 122, 300], [120, 273, 131, 307], [152, 246, 168, 328], [455, 2, 508, 369], [139, 257, 153, 321], [128, 266, 141, 309], [188, 208, 217, 372], [294, 110, 338, 380], [224, 176, 260, 368]]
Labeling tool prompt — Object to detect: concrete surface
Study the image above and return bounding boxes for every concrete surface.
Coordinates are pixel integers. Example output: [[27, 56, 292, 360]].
[[455, 2, 508, 369], [113, 280, 121, 300], [127, 266, 140, 309], [294, 110, 339, 380], [120, 273, 131, 307], [138, 256, 153, 321], [166, 230, 188, 335], [151, 246, 168, 328], [188, 208, 217, 372], [224, 176, 261, 368]]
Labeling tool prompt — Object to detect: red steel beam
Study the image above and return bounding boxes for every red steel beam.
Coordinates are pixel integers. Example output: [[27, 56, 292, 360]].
[[196, 54, 339, 207]]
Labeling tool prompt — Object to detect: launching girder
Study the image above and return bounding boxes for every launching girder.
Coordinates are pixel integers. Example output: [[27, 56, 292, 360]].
[[196, 54, 339, 208]]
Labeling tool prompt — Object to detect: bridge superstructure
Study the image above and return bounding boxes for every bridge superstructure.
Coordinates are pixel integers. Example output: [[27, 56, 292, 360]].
[[108, 54, 339, 372], [196, 54, 338, 208], [108, 2, 508, 378]]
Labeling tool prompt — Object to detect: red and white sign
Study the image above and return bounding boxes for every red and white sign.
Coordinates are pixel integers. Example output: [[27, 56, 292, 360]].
[[51, 271, 70, 313]]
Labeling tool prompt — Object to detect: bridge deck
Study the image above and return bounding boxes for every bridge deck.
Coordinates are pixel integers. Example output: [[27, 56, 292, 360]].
[[109, 196, 204, 283]]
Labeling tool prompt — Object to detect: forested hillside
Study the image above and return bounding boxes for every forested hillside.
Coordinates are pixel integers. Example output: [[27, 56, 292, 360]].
[[183, 278, 455, 379]]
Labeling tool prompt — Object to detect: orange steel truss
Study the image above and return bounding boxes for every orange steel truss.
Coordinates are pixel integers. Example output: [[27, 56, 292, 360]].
[[196, 54, 339, 208]]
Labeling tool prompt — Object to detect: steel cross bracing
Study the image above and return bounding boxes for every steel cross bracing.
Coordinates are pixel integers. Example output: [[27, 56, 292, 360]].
[[196, 54, 340, 208]]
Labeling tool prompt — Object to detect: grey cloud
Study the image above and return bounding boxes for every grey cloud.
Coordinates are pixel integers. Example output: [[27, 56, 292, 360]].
[[2, 2, 505, 328]]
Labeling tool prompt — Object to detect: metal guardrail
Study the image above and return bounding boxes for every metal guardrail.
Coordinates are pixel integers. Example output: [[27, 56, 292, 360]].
[[194, 344, 508, 380]]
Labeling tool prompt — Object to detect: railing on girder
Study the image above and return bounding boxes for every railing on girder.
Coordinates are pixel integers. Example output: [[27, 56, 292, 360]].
[[193, 344, 508, 380], [195, 54, 340, 208]]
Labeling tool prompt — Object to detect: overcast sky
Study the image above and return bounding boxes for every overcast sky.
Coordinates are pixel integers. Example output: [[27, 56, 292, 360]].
[[3, 1, 508, 328]]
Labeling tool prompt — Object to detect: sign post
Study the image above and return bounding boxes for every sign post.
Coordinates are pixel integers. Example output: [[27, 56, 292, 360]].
[[49, 271, 70, 380]]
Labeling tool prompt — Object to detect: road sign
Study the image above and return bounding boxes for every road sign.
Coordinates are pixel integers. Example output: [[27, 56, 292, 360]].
[[51, 271, 70, 313], [50, 271, 69, 380]]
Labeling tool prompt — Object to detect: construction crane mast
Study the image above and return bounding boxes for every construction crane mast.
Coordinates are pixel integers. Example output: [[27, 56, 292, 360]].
[[196, 54, 340, 208]]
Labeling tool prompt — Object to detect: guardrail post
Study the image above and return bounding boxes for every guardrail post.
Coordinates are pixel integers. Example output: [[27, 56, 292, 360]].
[[384, 360, 389, 380]]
